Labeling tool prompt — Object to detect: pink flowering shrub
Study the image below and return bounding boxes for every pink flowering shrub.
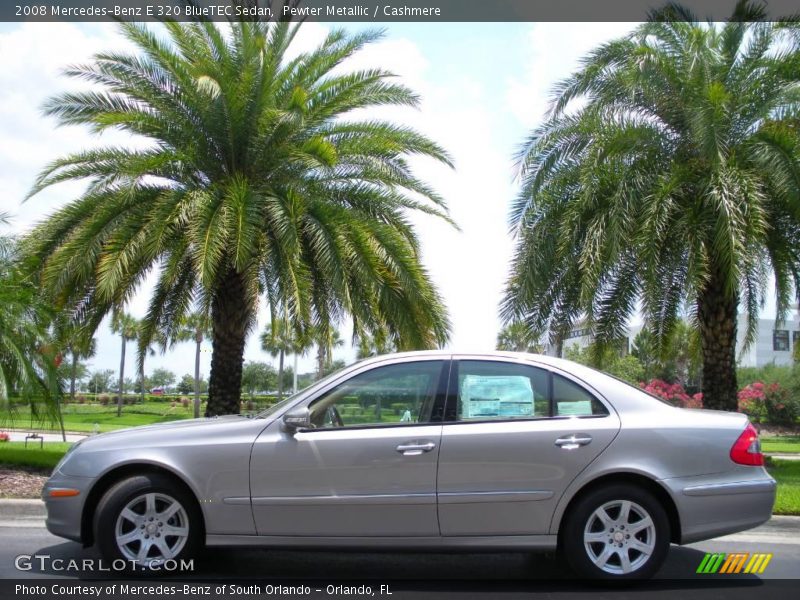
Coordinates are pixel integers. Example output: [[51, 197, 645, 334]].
[[0, 432, 9, 443], [737, 382, 767, 422], [741, 382, 795, 425], [640, 379, 702, 409]]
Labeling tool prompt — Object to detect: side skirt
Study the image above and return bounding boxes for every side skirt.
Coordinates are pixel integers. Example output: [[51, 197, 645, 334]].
[[206, 534, 558, 551]]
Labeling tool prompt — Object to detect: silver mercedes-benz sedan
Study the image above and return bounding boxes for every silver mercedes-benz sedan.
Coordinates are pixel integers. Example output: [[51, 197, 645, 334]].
[[43, 351, 776, 580]]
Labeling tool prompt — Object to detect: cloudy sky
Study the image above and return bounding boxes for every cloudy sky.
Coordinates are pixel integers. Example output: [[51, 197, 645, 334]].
[[0, 20, 640, 381]]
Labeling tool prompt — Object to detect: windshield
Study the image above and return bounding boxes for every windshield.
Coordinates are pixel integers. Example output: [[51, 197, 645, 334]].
[[254, 360, 365, 418], [255, 394, 300, 419]]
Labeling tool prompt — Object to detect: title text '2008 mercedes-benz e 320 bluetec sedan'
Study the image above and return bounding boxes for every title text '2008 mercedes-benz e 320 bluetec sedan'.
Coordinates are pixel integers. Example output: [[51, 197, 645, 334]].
[[44, 352, 776, 580]]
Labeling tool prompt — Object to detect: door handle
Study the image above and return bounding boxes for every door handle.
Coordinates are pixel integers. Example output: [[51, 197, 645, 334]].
[[554, 434, 593, 450], [396, 442, 436, 456]]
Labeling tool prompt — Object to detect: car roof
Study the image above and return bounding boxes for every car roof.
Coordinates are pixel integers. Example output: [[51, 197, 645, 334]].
[[357, 349, 578, 368]]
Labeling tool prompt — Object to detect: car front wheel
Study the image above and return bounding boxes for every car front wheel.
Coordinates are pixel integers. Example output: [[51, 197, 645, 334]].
[[560, 484, 670, 580], [94, 473, 202, 572]]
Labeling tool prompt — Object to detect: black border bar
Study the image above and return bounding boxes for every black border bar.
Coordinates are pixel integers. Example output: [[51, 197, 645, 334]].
[[4, 0, 800, 23]]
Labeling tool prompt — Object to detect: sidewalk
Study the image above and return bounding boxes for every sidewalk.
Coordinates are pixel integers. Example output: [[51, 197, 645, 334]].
[[767, 453, 800, 461]]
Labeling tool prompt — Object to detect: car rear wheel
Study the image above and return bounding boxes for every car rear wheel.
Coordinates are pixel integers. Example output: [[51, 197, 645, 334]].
[[560, 484, 670, 580], [94, 473, 202, 572]]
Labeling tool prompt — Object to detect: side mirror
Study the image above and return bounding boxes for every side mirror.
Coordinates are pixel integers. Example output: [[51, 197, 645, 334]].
[[282, 407, 311, 433]]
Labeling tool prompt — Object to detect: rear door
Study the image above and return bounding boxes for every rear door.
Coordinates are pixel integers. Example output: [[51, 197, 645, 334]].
[[436, 357, 621, 536]]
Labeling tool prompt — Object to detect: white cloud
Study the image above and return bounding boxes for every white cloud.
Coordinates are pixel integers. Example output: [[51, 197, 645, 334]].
[[505, 23, 636, 129]]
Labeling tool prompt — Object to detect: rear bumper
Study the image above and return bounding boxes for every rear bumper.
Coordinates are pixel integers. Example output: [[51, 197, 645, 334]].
[[662, 474, 776, 544], [42, 473, 94, 544]]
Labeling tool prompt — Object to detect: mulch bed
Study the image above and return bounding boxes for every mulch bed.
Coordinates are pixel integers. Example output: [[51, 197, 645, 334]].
[[0, 466, 48, 499]]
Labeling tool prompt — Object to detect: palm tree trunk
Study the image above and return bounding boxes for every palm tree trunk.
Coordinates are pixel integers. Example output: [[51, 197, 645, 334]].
[[697, 270, 738, 411], [56, 397, 67, 442], [69, 349, 77, 403], [207, 269, 250, 416], [139, 360, 145, 405], [317, 345, 325, 379], [277, 349, 284, 401], [194, 330, 201, 419], [116, 334, 126, 417], [293, 353, 298, 393]]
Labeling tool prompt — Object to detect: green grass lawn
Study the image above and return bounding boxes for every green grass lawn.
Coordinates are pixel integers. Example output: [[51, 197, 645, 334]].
[[0, 441, 74, 470], [1, 401, 197, 433], [0, 399, 281, 433], [767, 458, 800, 516], [762, 436, 800, 454]]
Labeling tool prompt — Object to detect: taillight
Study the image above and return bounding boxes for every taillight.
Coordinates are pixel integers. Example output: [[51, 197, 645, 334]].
[[730, 423, 764, 466]]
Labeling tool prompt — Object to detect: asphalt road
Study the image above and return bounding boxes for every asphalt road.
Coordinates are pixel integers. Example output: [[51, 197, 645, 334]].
[[0, 524, 798, 599]]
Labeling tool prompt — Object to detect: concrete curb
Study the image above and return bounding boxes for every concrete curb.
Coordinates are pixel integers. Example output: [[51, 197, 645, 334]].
[[0, 499, 45, 518]]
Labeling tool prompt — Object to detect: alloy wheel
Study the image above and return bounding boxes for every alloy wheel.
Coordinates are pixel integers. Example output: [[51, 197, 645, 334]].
[[114, 492, 190, 565], [582, 499, 656, 575]]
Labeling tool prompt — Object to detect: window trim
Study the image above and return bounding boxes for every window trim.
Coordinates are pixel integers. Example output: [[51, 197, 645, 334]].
[[443, 359, 610, 425], [299, 359, 450, 433]]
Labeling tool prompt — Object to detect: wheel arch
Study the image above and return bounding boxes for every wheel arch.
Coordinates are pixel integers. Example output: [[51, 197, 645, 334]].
[[552, 472, 681, 544], [81, 462, 206, 547]]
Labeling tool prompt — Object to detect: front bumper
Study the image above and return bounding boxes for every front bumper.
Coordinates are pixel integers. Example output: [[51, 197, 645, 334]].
[[42, 472, 95, 543]]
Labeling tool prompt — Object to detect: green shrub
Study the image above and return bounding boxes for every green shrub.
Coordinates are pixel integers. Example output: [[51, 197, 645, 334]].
[[738, 365, 795, 389]]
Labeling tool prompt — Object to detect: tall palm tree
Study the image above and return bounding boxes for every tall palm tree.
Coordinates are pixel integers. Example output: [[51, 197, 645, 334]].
[[136, 324, 167, 405], [496, 322, 542, 353], [173, 311, 211, 418], [66, 332, 95, 404], [52, 317, 96, 406], [315, 327, 344, 380], [355, 328, 396, 359], [0, 213, 61, 424], [260, 318, 302, 401], [24, 18, 453, 416], [502, 1, 800, 411], [110, 311, 139, 417]]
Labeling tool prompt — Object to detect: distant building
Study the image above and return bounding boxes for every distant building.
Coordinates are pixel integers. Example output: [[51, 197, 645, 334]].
[[548, 308, 800, 368]]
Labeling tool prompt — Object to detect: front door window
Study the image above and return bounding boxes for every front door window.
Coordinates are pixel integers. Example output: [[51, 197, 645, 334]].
[[308, 361, 444, 428]]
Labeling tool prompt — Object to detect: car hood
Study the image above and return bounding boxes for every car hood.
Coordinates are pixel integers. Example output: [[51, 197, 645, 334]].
[[77, 415, 252, 447]]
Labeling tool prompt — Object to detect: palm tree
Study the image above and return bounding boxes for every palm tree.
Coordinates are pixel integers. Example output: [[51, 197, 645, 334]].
[[52, 317, 96, 405], [136, 324, 167, 405], [496, 322, 542, 353], [355, 328, 396, 359], [173, 312, 211, 418], [110, 311, 139, 417], [24, 18, 453, 416], [502, 1, 800, 411], [0, 213, 61, 424], [315, 327, 344, 380], [66, 332, 95, 404], [260, 318, 302, 401]]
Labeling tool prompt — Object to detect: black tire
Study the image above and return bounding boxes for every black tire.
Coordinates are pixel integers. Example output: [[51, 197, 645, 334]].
[[94, 473, 202, 573], [559, 484, 670, 581]]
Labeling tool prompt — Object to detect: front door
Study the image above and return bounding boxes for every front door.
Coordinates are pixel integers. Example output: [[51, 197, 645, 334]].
[[436, 357, 621, 536], [250, 358, 448, 536]]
